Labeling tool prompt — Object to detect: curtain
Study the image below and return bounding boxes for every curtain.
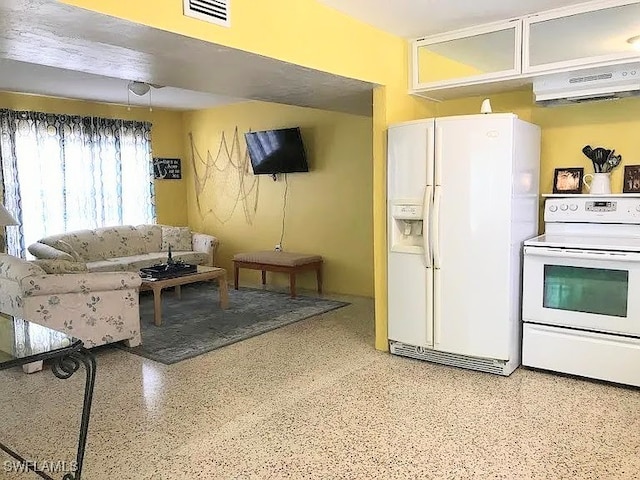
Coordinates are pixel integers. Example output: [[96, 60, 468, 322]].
[[0, 110, 156, 258]]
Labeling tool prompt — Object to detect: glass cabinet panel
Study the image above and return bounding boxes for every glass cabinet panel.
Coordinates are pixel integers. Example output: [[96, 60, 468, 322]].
[[527, 2, 640, 71], [543, 265, 629, 317], [415, 24, 519, 86]]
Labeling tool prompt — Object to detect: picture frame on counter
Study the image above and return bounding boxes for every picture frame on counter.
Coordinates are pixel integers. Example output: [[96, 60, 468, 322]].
[[553, 167, 584, 194], [623, 165, 640, 193]]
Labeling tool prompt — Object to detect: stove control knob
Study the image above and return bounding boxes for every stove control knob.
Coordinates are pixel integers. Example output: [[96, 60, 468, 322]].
[[549, 205, 558, 212], [636, 205, 640, 212], [569, 204, 578, 211], [560, 204, 568, 211]]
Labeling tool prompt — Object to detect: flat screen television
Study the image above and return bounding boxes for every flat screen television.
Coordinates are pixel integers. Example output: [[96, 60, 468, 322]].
[[245, 127, 309, 175]]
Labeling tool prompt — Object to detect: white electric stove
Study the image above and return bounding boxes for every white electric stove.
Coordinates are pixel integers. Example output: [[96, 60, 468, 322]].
[[522, 196, 640, 387]]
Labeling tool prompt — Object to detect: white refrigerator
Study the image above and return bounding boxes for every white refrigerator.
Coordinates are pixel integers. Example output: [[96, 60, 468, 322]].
[[387, 113, 540, 376]]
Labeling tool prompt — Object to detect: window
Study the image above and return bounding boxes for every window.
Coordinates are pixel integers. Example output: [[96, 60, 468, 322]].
[[0, 110, 156, 257]]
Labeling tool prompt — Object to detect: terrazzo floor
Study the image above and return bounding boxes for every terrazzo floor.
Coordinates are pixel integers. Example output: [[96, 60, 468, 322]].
[[1, 290, 639, 479]]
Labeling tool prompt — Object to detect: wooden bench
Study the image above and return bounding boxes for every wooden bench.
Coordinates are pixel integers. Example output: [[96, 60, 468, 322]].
[[233, 251, 323, 298]]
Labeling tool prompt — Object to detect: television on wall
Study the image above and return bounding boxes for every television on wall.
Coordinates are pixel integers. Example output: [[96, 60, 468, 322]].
[[244, 127, 309, 176]]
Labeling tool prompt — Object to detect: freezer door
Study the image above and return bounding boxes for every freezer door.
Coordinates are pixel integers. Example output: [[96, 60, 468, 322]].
[[388, 120, 435, 201], [433, 115, 515, 360], [388, 252, 433, 348]]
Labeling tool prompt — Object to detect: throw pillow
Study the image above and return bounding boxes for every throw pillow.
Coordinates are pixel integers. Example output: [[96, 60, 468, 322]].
[[161, 226, 192, 251], [30, 259, 88, 274]]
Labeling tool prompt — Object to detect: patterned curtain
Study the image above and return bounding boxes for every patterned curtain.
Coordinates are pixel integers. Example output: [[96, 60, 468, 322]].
[[0, 110, 156, 258]]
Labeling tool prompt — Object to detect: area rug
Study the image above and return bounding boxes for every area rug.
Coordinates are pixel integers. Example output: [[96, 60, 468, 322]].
[[118, 283, 349, 365]]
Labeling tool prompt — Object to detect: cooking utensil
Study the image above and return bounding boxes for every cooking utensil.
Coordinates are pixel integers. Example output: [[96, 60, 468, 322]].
[[582, 145, 597, 172], [592, 147, 611, 173], [603, 150, 622, 173], [582, 145, 609, 173], [582, 145, 621, 173]]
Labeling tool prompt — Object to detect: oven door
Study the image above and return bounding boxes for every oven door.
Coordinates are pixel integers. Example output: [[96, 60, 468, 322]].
[[523, 246, 640, 337]]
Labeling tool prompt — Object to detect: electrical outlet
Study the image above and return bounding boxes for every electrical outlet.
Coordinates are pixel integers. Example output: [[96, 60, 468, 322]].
[[275, 244, 282, 252]]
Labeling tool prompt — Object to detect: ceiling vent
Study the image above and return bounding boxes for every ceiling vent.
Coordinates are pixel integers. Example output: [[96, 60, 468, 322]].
[[183, 0, 230, 27], [534, 63, 640, 107]]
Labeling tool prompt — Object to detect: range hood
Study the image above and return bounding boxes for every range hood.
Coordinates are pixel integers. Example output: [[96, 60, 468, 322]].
[[534, 63, 640, 106]]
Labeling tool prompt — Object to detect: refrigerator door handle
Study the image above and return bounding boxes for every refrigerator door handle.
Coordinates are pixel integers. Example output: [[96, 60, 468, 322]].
[[432, 186, 442, 269], [427, 123, 435, 185], [434, 271, 441, 346], [435, 125, 443, 185], [432, 186, 441, 346], [422, 185, 433, 268]]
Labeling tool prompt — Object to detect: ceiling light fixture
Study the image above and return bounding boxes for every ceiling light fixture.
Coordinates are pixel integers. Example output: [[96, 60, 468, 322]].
[[627, 35, 640, 50], [128, 81, 151, 96]]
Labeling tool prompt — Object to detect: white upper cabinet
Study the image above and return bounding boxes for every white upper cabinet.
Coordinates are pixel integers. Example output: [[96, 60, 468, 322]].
[[524, 0, 640, 74], [412, 20, 522, 91], [410, 0, 640, 97]]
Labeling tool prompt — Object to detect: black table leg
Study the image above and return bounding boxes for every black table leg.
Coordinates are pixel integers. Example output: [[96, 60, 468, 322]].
[[52, 347, 96, 480], [0, 345, 96, 480]]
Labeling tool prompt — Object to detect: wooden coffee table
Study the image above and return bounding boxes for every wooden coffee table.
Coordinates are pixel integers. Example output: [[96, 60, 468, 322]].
[[139, 266, 229, 326]]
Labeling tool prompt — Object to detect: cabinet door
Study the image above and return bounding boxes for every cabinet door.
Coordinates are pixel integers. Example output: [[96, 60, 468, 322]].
[[524, 0, 640, 74], [412, 20, 522, 90]]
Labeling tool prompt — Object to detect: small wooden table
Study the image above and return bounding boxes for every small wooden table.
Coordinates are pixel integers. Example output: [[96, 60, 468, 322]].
[[139, 266, 229, 326], [233, 251, 323, 298]]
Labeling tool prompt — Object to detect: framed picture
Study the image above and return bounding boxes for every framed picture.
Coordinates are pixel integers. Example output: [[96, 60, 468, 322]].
[[553, 167, 584, 194], [623, 165, 640, 193], [153, 158, 182, 180]]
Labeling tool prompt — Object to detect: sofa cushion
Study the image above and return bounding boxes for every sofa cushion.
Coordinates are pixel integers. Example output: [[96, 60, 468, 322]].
[[136, 224, 162, 253], [172, 251, 210, 266], [85, 259, 132, 273], [94, 226, 147, 257], [87, 253, 167, 273], [85, 252, 209, 273], [39, 230, 102, 262], [112, 253, 207, 271], [161, 226, 192, 252], [111, 253, 168, 271], [30, 259, 88, 274]]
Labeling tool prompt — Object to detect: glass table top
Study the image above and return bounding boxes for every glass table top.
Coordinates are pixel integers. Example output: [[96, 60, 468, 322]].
[[0, 316, 80, 368]]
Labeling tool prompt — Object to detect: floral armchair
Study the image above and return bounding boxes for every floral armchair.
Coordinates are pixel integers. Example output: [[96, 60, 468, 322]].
[[0, 254, 142, 358]]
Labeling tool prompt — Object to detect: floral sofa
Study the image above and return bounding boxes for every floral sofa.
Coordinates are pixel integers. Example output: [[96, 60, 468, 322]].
[[27, 225, 218, 272], [0, 254, 143, 352]]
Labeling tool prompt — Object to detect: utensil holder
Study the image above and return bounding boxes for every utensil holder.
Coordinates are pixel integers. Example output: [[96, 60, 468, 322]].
[[584, 173, 611, 195]]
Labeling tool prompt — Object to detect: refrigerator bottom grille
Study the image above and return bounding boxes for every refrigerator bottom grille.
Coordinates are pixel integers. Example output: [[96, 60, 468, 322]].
[[390, 342, 510, 376]]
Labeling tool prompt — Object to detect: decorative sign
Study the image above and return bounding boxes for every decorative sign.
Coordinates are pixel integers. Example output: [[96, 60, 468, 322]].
[[153, 158, 182, 180]]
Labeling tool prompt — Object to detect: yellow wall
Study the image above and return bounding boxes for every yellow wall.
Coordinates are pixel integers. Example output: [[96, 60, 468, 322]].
[[435, 89, 640, 199], [182, 101, 374, 296], [435, 89, 532, 121], [533, 97, 640, 197], [63, 0, 407, 85], [0, 92, 188, 226]]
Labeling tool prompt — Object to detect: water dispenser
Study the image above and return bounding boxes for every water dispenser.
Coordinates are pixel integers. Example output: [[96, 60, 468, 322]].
[[389, 201, 424, 253]]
